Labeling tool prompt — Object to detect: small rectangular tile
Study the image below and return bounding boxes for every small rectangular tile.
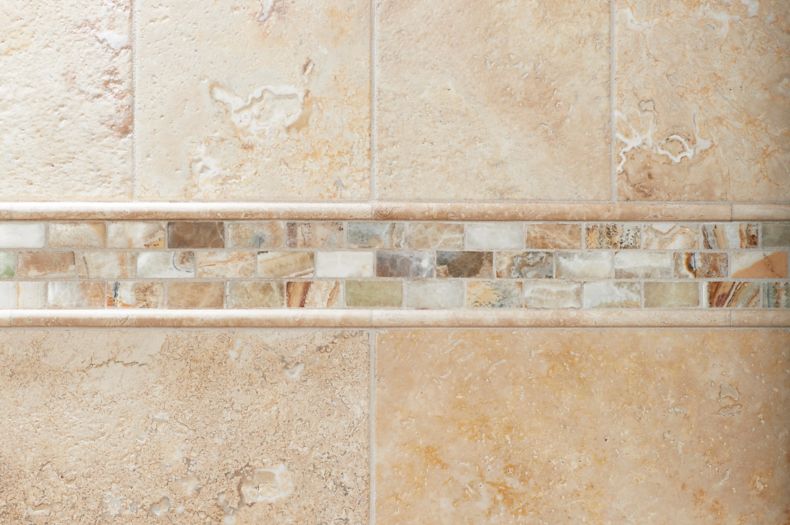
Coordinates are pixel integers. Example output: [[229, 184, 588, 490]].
[[47, 282, 106, 309], [345, 281, 402, 308], [226, 222, 285, 249], [614, 251, 673, 278], [523, 281, 582, 309], [405, 281, 464, 309], [436, 252, 493, 278], [257, 252, 315, 278], [702, 223, 759, 249], [347, 223, 405, 249], [466, 281, 522, 308], [674, 252, 728, 279], [47, 222, 105, 248], [287, 222, 344, 249], [17, 252, 77, 278], [495, 251, 552, 279], [583, 281, 641, 308], [167, 282, 224, 309], [525, 224, 581, 249], [465, 223, 523, 250], [642, 223, 698, 250], [167, 222, 225, 249], [731, 251, 788, 279], [286, 281, 341, 308], [136, 251, 195, 279], [0, 282, 16, 309], [106, 281, 165, 308], [585, 224, 641, 249], [764, 282, 789, 308], [762, 223, 790, 248], [376, 252, 433, 278], [707, 282, 761, 308], [227, 281, 284, 309], [315, 252, 374, 278], [76, 251, 136, 279], [644, 282, 699, 308], [196, 251, 256, 278], [0, 223, 46, 248], [0, 252, 16, 279], [107, 222, 166, 249], [14, 282, 47, 309], [556, 252, 613, 280], [405, 223, 464, 250]]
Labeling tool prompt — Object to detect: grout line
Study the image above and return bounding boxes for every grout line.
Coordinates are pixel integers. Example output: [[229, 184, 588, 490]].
[[369, 0, 378, 201], [368, 330, 377, 525], [609, 0, 617, 202]]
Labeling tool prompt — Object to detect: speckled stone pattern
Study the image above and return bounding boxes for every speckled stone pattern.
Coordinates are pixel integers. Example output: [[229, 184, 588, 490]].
[[0, 220, 788, 309]]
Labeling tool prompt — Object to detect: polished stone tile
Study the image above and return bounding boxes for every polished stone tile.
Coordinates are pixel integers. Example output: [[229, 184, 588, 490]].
[[345, 280, 402, 308], [286, 280, 341, 308], [0, 223, 46, 248], [167, 282, 224, 309], [106, 281, 165, 309], [257, 251, 315, 278], [47, 281, 105, 308], [674, 252, 728, 279], [495, 251, 553, 279], [0, 329, 368, 522], [583, 281, 641, 308], [436, 252, 493, 278], [466, 281, 522, 308], [642, 223, 698, 250], [702, 223, 759, 250], [405, 281, 463, 309], [376, 252, 433, 278], [167, 222, 225, 249], [522, 280, 582, 309], [347, 223, 406, 249], [107, 222, 166, 249], [707, 281, 761, 308], [226, 222, 285, 249], [48, 223, 106, 248], [227, 281, 284, 309], [135, 0, 369, 200], [376, 0, 610, 200], [405, 223, 464, 250], [586, 224, 641, 249], [377, 328, 790, 524], [525, 224, 581, 250], [644, 282, 699, 308]]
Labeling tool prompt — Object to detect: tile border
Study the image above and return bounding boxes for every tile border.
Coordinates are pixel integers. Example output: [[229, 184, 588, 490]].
[[1, 309, 787, 327], [2, 202, 787, 221]]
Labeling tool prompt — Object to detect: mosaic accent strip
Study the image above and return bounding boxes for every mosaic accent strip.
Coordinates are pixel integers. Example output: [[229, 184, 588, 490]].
[[0, 221, 787, 310]]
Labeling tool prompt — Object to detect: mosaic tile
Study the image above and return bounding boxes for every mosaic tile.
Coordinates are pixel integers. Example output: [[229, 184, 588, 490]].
[[525, 224, 581, 250], [48, 222, 105, 248], [227, 281, 284, 309], [257, 252, 315, 279], [107, 222, 166, 249], [226, 222, 285, 249], [583, 281, 641, 309], [17, 252, 77, 278], [702, 223, 759, 249], [167, 282, 224, 309], [466, 281, 522, 308], [287, 222, 344, 249], [674, 252, 728, 279], [642, 223, 698, 250], [731, 251, 788, 279], [764, 282, 790, 308], [286, 281, 341, 308], [0, 252, 16, 279], [4, 282, 47, 309], [465, 223, 523, 251], [405, 281, 464, 309], [0, 223, 46, 248], [347, 223, 405, 249], [585, 224, 641, 249], [707, 282, 761, 308], [556, 252, 613, 280], [522, 281, 582, 309], [136, 252, 195, 279], [405, 223, 464, 250], [614, 251, 672, 278], [106, 281, 165, 309], [345, 281, 402, 308], [436, 252, 493, 278], [376, 252, 433, 278], [495, 251, 552, 279], [196, 251, 256, 279], [762, 223, 790, 248], [47, 281, 105, 308], [644, 282, 699, 308], [75, 252, 135, 279], [315, 252, 374, 278], [167, 222, 225, 249]]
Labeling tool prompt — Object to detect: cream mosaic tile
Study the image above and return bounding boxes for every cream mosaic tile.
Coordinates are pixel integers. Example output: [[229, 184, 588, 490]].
[[522, 280, 582, 309], [405, 281, 464, 309], [0, 223, 46, 248]]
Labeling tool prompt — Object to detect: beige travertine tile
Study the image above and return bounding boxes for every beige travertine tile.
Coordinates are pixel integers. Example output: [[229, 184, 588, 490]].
[[227, 281, 284, 308], [135, 0, 369, 201], [107, 222, 166, 249], [226, 222, 285, 249], [48, 223, 106, 248], [0, 1, 132, 201], [644, 282, 699, 308], [405, 223, 464, 250], [616, 1, 790, 201], [466, 281, 522, 308], [642, 223, 698, 250], [17, 252, 77, 278], [523, 280, 582, 309], [196, 251, 256, 278], [377, 329, 790, 524], [106, 281, 165, 308], [345, 280, 402, 308], [0, 329, 368, 522], [76, 251, 136, 279], [376, 1, 610, 200], [47, 282, 106, 308], [525, 224, 581, 250], [167, 282, 224, 309], [583, 281, 641, 308], [286, 222, 345, 249]]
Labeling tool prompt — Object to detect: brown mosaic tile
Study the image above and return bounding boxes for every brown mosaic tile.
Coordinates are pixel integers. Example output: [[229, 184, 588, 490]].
[[167, 222, 225, 248], [286, 222, 344, 249], [226, 221, 285, 249], [347, 223, 405, 249], [405, 223, 464, 250], [762, 223, 790, 248], [107, 222, 166, 249], [257, 252, 315, 279], [167, 282, 224, 309], [707, 282, 761, 308], [17, 252, 77, 278], [642, 223, 698, 250], [702, 223, 759, 249], [405, 281, 464, 309], [376, 252, 433, 278], [674, 252, 728, 279], [436, 251, 493, 278], [196, 251, 256, 278], [48, 222, 105, 248], [525, 224, 581, 249], [227, 281, 284, 308], [495, 251, 552, 279], [286, 281, 341, 308], [76, 252, 136, 279], [522, 281, 581, 309], [764, 282, 789, 308], [106, 281, 165, 308], [644, 282, 699, 308], [583, 281, 641, 308], [585, 224, 640, 249], [47, 282, 105, 308], [731, 251, 788, 279], [345, 281, 402, 308], [466, 281, 522, 308]]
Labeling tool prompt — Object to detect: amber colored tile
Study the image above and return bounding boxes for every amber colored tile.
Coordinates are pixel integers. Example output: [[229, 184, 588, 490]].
[[495, 251, 552, 279], [764, 282, 789, 308], [762, 223, 790, 248], [345, 280, 402, 308], [376, 329, 790, 523], [523, 281, 582, 309], [48, 222, 106, 248], [107, 222, 166, 249], [731, 251, 788, 279], [436, 252, 493, 278], [196, 251, 256, 278], [226, 222, 285, 249], [674, 252, 728, 279], [585, 223, 640, 249], [167, 222, 225, 249], [76, 252, 135, 279], [376, 1, 610, 200], [642, 223, 698, 250], [644, 282, 699, 308], [376, 252, 433, 278], [135, 0, 370, 201], [466, 281, 522, 308], [286, 222, 344, 248], [257, 252, 315, 278], [227, 281, 284, 309], [286, 281, 341, 308], [167, 282, 224, 309], [47, 282, 106, 308], [526, 224, 581, 249], [707, 282, 761, 308], [106, 281, 165, 308], [405, 223, 464, 250], [17, 252, 77, 278], [0, 329, 368, 522], [702, 223, 759, 249], [616, 1, 789, 201], [347, 223, 405, 249], [0, 0, 132, 200]]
